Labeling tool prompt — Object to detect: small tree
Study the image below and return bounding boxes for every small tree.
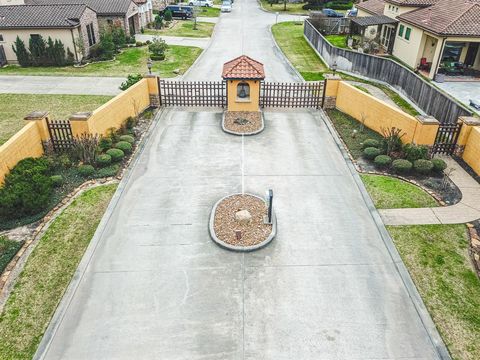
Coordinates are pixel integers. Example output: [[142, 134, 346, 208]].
[[29, 34, 47, 66], [12, 36, 30, 67], [111, 25, 126, 51], [99, 31, 115, 60], [154, 15, 163, 29], [164, 9, 173, 22]]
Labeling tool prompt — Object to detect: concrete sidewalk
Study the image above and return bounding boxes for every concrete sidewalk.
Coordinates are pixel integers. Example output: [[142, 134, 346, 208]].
[[380, 157, 480, 225]]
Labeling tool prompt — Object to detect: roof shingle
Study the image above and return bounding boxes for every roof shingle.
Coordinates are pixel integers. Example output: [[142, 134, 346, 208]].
[[357, 0, 387, 16], [222, 55, 265, 80], [26, 0, 135, 15]]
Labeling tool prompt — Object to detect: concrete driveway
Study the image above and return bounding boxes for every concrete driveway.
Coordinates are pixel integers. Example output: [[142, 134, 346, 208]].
[[36, 0, 447, 359]]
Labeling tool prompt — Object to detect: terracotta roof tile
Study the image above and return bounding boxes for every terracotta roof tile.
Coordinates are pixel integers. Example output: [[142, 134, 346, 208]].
[[385, 0, 438, 6], [222, 55, 265, 80], [357, 0, 386, 16]]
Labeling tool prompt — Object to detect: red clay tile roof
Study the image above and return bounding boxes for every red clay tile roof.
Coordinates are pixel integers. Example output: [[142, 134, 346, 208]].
[[222, 55, 265, 79], [357, 0, 386, 16], [398, 0, 480, 37], [385, 0, 438, 6]]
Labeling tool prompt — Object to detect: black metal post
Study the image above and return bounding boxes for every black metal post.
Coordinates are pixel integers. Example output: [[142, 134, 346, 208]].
[[268, 189, 273, 224]]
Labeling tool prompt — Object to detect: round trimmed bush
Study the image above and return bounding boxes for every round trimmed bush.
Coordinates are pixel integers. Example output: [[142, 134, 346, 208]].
[[99, 137, 113, 151], [97, 154, 112, 167], [414, 159, 434, 175], [363, 147, 382, 160], [374, 155, 392, 169], [362, 139, 380, 149], [432, 158, 447, 173], [119, 135, 135, 144], [50, 175, 63, 187], [78, 164, 95, 177], [96, 165, 120, 178], [106, 148, 125, 162], [392, 159, 413, 174], [115, 141, 133, 154]]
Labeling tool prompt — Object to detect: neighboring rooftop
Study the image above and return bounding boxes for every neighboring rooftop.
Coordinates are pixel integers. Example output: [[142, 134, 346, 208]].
[[222, 55, 265, 80], [398, 0, 480, 37], [0, 4, 88, 29], [351, 14, 398, 27], [385, 0, 439, 6], [26, 0, 135, 15], [357, 0, 386, 16]]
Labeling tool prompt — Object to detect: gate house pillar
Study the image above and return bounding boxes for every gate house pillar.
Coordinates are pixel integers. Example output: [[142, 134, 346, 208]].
[[24, 111, 50, 141], [455, 116, 480, 156], [69, 112, 93, 137], [222, 55, 265, 112], [322, 74, 341, 109]]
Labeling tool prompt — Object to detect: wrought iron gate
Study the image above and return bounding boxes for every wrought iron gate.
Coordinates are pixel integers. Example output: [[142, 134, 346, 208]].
[[432, 122, 463, 155], [260, 81, 324, 108], [159, 79, 226, 107], [46, 119, 74, 152]]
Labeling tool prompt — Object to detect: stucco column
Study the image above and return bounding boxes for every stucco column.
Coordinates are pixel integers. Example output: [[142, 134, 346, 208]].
[[429, 38, 445, 79], [413, 115, 440, 146], [456, 116, 480, 156], [323, 74, 342, 109], [69, 112, 93, 137], [24, 111, 50, 141], [144, 74, 160, 108]]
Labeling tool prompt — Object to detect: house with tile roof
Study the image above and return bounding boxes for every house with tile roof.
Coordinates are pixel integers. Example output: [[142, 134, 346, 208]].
[[0, 3, 99, 64], [356, 0, 480, 79]]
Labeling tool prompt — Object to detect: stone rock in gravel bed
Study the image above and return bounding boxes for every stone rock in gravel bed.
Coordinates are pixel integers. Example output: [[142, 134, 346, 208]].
[[235, 209, 252, 224]]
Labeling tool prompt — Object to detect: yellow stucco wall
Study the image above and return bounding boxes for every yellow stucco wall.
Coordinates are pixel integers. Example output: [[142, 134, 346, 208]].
[[0, 121, 44, 184], [335, 82, 438, 145], [87, 79, 151, 136], [462, 127, 480, 176], [226, 80, 261, 112]]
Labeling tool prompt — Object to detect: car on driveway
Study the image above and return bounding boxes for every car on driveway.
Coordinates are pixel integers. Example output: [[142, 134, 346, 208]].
[[162, 5, 194, 19], [323, 8, 344, 17], [221, 1, 232, 12], [189, 0, 213, 7]]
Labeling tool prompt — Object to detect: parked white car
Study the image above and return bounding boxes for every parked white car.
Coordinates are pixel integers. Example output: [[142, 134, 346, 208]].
[[221, 1, 232, 12], [188, 0, 213, 7]]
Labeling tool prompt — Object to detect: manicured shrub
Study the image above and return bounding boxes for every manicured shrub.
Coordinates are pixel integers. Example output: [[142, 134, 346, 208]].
[[97, 154, 112, 167], [374, 155, 392, 169], [403, 143, 429, 162], [119, 135, 135, 144], [106, 148, 125, 162], [119, 73, 143, 91], [96, 164, 120, 178], [78, 164, 95, 177], [414, 159, 434, 175], [362, 139, 380, 149], [392, 159, 413, 174], [115, 141, 133, 154], [98, 137, 113, 151], [50, 175, 63, 187], [432, 158, 447, 173], [363, 147, 381, 160], [0, 157, 53, 217]]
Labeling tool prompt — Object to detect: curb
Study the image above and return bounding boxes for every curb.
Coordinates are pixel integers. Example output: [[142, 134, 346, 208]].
[[221, 111, 265, 136], [208, 193, 277, 252]]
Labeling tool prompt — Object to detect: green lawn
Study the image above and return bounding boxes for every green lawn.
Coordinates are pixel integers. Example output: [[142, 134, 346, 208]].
[[260, 0, 309, 14], [271, 22, 328, 81], [361, 174, 438, 209], [326, 109, 383, 159], [325, 34, 348, 49], [145, 21, 214, 37], [0, 94, 112, 146], [388, 225, 480, 360], [196, 6, 220, 17], [0, 45, 202, 78], [0, 184, 117, 360], [0, 236, 23, 274]]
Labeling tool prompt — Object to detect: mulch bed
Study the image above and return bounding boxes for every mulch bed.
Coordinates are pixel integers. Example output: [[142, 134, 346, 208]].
[[223, 111, 263, 135], [213, 194, 272, 247]]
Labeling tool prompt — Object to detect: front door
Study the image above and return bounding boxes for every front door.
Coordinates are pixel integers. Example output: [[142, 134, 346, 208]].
[[128, 16, 136, 35], [465, 43, 479, 67]]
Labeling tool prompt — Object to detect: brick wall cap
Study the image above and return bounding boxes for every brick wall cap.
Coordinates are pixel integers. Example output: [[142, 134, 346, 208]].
[[24, 111, 49, 120], [69, 112, 92, 121], [324, 74, 342, 80], [459, 116, 480, 126], [415, 115, 439, 125]]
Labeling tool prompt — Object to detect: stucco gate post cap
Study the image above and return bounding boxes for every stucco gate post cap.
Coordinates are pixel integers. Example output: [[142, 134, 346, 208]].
[[24, 111, 49, 120]]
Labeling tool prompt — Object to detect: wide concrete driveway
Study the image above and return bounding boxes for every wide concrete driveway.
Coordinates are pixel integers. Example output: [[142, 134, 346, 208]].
[[36, 0, 447, 359]]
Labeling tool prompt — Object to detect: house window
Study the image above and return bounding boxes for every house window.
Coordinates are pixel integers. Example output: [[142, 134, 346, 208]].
[[86, 23, 96, 46], [237, 82, 250, 100], [398, 25, 404, 38], [405, 27, 412, 41]]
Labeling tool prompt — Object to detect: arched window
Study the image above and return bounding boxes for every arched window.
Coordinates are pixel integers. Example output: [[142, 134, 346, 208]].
[[237, 82, 250, 99]]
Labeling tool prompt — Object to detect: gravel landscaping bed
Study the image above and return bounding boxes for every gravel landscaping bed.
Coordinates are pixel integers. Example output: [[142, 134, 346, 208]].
[[212, 194, 273, 249], [223, 111, 264, 135]]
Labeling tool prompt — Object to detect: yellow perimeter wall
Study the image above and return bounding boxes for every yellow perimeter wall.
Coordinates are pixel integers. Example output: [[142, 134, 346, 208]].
[[462, 127, 480, 176], [334, 81, 438, 145], [0, 122, 45, 184]]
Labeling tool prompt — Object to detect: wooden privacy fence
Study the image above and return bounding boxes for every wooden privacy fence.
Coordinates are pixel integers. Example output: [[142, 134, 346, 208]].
[[46, 119, 74, 152], [260, 81, 324, 108], [159, 79, 227, 107], [304, 19, 473, 124]]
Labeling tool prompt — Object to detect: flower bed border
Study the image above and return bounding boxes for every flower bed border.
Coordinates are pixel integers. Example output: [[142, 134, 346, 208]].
[[221, 111, 265, 136], [209, 193, 276, 252]]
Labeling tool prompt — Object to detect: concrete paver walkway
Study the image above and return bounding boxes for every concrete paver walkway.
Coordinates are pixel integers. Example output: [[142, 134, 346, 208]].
[[380, 157, 480, 225], [35, 1, 448, 359]]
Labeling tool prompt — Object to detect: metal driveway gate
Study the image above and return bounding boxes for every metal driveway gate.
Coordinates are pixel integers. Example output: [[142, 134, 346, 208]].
[[159, 79, 226, 107], [46, 119, 74, 152], [260, 81, 324, 109], [432, 122, 463, 155]]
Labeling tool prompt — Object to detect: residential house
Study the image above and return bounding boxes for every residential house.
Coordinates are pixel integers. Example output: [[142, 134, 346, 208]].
[[26, 0, 141, 36], [134, 0, 154, 28], [0, 4, 99, 64], [355, 0, 480, 79]]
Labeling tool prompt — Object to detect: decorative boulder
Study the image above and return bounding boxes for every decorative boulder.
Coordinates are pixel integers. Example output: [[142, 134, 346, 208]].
[[235, 209, 252, 224]]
